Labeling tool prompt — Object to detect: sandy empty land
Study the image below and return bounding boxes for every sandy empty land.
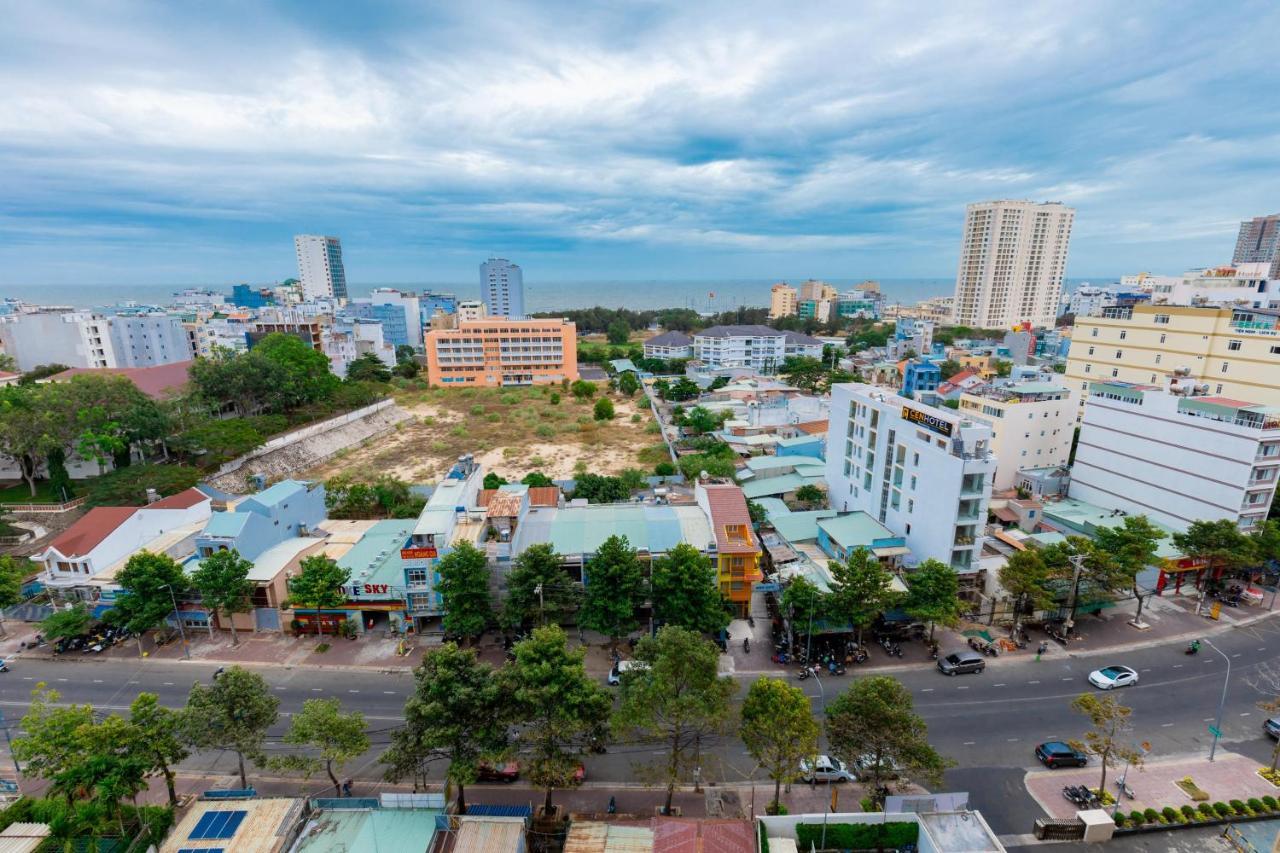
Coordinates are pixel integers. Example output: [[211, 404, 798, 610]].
[[303, 382, 664, 483]]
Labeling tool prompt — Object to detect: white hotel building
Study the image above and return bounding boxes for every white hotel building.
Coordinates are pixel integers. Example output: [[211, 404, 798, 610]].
[[826, 383, 996, 575], [1070, 380, 1280, 532], [692, 325, 824, 373]]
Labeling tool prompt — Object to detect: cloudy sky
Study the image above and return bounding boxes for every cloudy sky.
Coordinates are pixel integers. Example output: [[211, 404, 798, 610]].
[[2, 0, 1278, 287]]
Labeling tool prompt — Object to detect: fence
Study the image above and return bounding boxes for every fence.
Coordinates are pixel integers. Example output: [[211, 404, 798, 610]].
[[213, 398, 398, 477], [2, 495, 87, 514]]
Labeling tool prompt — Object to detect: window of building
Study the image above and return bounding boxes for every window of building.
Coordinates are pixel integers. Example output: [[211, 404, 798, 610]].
[[1090, 328, 1098, 337], [905, 523, 911, 535], [1115, 350, 1122, 359], [1159, 333, 1167, 344], [406, 569, 429, 586], [1084, 364, 1091, 373], [1228, 340, 1243, 351], [1154, 314, 1170, 325], [1111, 368, 1119, 377], [1087, 346, 1094, 356], [1272, 346, 1280, 355], [1216, 384, 1224, 393], [1154, 354, 1161, 364], [1119, 330, 1127, 340], [1222, 362, 1230, 373]]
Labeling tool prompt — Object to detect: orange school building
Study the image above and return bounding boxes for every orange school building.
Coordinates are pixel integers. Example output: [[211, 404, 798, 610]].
[[423, 318, 579, 387]]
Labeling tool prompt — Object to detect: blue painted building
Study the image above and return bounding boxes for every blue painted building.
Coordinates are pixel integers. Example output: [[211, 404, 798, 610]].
[[419, 291, 458, 325], [902, 359, 941, 397], [815, 513, 907, 564], [347, 302, 412, 348], [228, 283, 274, 308], [195, 479, 327, 561], [774, 433, 825, 460]]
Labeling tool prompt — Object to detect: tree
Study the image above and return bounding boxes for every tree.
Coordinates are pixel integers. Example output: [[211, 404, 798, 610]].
[[346, 353, 392, 383], [1173, 519, 1256, 609], [190, 548, 254, 646], [500, 626, 611, 815], [650, 543, 729, 634], [41, 602, 92, 642], [828, 548, 898, 646], [483, 472, 508, 490], [614, 626, 736, 813], [606, 320, 631, 345], [570, 379, 597, 400], [503, 544, 578, 629], [84, 463, 201, 508], [521, 471, 554, 488], [0, 353, 14, 373], [1093, 515, 1166, 623], [683, 406, 726, 436], [617, 371, 640, 397], [277, 698, 369, 796], [395, 344, 417, 364], [289, 555, 352, 638], [780, 356, 827, 393], [903, 559, 961, 642], [662, 377, 699, 402], [111, 551, 188, 653], [793, 484, 825, 507], [172, 418, 266, 465], [781, 576, 827, 626], [570, 473, 630, 503], [382, 643, 508, 813], [938, 360, 962, 379], [436, 541, 492, 643], [182, 666, 280, 789], [999, 549, 1054, 637], [12, 684, 98, 803], [593, 397, 615, 421], [579, 535, 646, 646], [741, 677, 818, 814], [394, 359, 421, 379], [252, 332, 341, 409], [826, 676, 951, 795], [0, 384, 70, 496], [1069, 693, 1143, 796], [0, 555, 25, 638], [128, 693, 188, 806]]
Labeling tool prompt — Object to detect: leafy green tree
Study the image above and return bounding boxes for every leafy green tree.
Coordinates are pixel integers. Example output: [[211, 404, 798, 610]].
[[780, 356, 827, 393], [521, 471, 554, 488], [593, 397, 615, 420], [793, 484, 825, 506], [903, 559, 961, 642], [253, 332, 340, 409], [742, 677, 819, 814], [190, 548, 254, 647], [615, 626, 736, 813], [84, 463, 201, 508], [12, 684, 97, 803], [781, 576, 828, 626], [651, 543, 729, 634], [1069, 693, 1144, 795], [618, 468, 647, 493], [394, 359, 421, 379], [182, 666, 280, 789], [41, 602, 92, 642], [46, 447, 74, 502], [570, 473, 630, 503], [0, 555, 26, 638], [570, 380, 597, 399], [500, 626, 612, 815], [276, 698, 369, 796], [999, 549, 1055, 636], [0, 353, 14, 373], [483, 472, 508, 490], [503, 544, 578, 629], [1173, 519, 1256, 607], [579, 535, 646, 646], [382, 643, 508, 812], [825, 676, 951, 793], [289, 555, 352, 638], [395, 344, 417, 363], [606, 320, 632, 345], [111, 551, 188, 653], [828, 548, 898, 646], [1093, 515, 1166, 621], [683, 406, 726, 436], [346, 352, 393, 383], [662, 377, 699, 402], [172, 418, 265, 465], [937, 360, 962, 379], [437, 541, 493, 643], [128, 693, 188, 806], [617, 371, 640, 397], [654, 461, 677, 477], [0, 384, 70, 496]]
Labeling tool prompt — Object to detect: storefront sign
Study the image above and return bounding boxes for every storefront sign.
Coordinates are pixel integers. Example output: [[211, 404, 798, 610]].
[[901, 405, 953, 437], [347, 583, 394, 598], [400, 547, 437, 560]]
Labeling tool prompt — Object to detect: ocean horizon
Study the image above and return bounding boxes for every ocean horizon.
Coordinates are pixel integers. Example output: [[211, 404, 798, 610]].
[[0, 277, 1112, 313]]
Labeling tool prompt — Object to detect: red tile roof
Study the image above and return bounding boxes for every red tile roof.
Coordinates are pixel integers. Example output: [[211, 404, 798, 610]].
[[793, 420, 828, 435], [475, 489, 496, 508], [147, 487, 208, 510], [700, 483, 758, 555], [486, 491, 524, 518], [46, 507, 138, 558], [47, 361, 193, 400]]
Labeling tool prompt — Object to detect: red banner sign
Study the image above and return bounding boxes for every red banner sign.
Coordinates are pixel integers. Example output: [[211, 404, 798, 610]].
[[401, 547, 437, 560]]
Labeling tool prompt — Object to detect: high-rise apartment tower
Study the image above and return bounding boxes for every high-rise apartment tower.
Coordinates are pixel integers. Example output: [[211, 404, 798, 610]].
[[480, 258, 525, 319], [1233, 213, 1280, 278], [294, 235, 349, 302]]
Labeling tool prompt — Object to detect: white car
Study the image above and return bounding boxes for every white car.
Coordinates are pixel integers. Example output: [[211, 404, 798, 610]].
[[799, 755, 856, 783], [1088, 665, 1139, 690]]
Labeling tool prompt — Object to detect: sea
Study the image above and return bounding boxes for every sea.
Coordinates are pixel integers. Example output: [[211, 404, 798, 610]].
[[0, 277, 1107, 313]]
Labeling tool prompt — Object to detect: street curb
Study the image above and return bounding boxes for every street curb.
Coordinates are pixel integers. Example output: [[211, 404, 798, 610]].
[[10, 651, 419, 676]]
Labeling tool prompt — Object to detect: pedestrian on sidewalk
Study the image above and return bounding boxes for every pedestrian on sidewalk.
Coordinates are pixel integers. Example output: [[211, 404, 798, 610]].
[[1036, 641, 1048, 661]]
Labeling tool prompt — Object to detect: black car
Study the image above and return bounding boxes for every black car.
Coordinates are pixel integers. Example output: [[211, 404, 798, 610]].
[[1036, 741, 1088, 768]]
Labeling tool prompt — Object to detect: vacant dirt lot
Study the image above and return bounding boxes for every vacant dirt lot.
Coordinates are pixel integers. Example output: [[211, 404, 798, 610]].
[[303, 382, 662, 483]]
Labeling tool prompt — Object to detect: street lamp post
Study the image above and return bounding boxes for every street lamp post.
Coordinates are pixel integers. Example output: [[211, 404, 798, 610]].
[[1203, 638, 1230, 761], [161, 583, 190, 660]]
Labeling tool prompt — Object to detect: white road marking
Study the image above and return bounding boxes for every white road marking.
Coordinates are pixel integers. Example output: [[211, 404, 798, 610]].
[[963, 741, 976, 746], [56, 678, 67, 682], [1242, 712, 1252, 717], [92, 679, 103, 683], [1028, 680, 1041, 685], [1173, 664, 1183, 669], [1205, 717, 1215, 722], [162, 682, 173, 686], [1140, 668, 1151, 673], [1007, 738, 1019, 742], [21, 677, 31, 681], [921, 688, 934, 692], [1259, 647, 1267, 652], [311, 688, 322, 692], [1161, 723, 1174, 727], [275, 686, 287, 690], [957, 686, 969, 690], [348, 689, 360, 694], [1061, 677, 1073, 681], [993, 683, 1007, 687], [382, 691, 396, 695]]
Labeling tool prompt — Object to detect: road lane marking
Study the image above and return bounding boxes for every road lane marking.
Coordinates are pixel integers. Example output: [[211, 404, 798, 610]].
[[1233, 653, 1242, 658], [1140, 668, 1151, 672], [1242, 712, 1252, 716], [1007, 738, 1019, 742], [1161, 723, 1174, 727], [21, 677, 31, 681], [1028, 680, 1041, 685], [92, 679, 103, 683], [1173, 664, 1183, 668], [56, 678, 67, 682], [963, 741, 976, 745], [957, 686, 969, 690], [162, 682, 173, 686], [993, 683, 1006, 687], [382, 691, 396, 695], [275, 686, 287, 690], [921, 688, 934, 692], [1260, 647, 1267, 651], [1061, 677, 1073, 681], [128, 680, 139, 684], [1205, 717, 1215, 722]]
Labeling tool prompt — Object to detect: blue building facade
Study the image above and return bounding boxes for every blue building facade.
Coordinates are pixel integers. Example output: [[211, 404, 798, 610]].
[[419, 292, 458, 326], [347, 303, 411, 348], [195, 479, 326, 561], [902, 359, 941, 397], [229, 284, 274, 309]]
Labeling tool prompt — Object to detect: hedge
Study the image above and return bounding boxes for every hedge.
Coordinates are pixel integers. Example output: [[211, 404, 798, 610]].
[[795, 822, 918, 850]]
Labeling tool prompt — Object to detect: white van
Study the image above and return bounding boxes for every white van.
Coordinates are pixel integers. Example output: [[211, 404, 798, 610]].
[[606, 660, 648, 686]]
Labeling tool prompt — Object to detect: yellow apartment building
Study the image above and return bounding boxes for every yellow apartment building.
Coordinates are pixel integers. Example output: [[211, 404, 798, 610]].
[[769, 283, 798, 319], [1064, 304, 1280, 409]]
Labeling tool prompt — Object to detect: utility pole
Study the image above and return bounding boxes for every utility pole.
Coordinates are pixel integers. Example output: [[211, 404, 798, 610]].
[[1063, 554, 1086, 639], [161, 583, 190, 660], [1204, 638, 1231, 761], [534, 583, 544, 627]]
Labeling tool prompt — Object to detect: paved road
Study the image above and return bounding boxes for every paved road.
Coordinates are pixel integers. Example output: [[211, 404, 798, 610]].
[[4, 615, 1280, 838]]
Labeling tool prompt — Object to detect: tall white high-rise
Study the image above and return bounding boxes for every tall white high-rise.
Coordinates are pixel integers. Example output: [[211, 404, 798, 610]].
[[952, 201, 1074, 329], [294, 235, 349, 302], [480, 258, 524, 318]]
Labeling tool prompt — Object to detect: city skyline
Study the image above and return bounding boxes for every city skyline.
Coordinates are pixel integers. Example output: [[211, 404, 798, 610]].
[[2, 2, 1279, 287]]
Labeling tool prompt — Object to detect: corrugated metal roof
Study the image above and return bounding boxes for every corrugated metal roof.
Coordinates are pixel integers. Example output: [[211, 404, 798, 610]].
[[0, 823, 50, 853], [453, 816, 526, 853], [511, 505, 713, 558]]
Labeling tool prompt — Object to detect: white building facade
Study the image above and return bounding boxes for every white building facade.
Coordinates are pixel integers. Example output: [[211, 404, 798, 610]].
[[0, 310, 116, 371], [1070, 380, 1280, 532], [107, 312, 195, 367], [957, 381, 1075, 490], [826, 383, 996, 573], [480, 258, 525, 318], [693, 325, 823, 372], [294, 235, 349, 302], [953, 200, 1075, 329]]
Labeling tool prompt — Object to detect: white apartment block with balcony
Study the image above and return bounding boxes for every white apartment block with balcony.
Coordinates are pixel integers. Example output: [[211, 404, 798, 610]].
[[957, 380, 1075, 490], [826, 383, 996, 573], [693, 325, 823, 373], [0, 310, 116, 371], [1070, 380, 1280, 532]]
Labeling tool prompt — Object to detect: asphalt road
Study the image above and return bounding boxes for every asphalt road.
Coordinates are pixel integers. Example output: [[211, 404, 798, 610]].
[[5, 615, 1280, 838]]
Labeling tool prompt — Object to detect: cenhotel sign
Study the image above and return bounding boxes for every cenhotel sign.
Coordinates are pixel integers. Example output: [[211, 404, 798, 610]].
[[901, 406, 953, 437]]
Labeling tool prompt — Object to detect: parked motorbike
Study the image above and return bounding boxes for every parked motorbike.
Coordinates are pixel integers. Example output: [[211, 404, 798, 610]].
[[0, 660, 9, 673], [891, 643, 903, 658], [1116, 776, 1135, 800], [797, 664, 818, 681]]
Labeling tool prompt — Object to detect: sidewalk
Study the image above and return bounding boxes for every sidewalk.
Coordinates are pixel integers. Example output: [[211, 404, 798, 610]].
[[1025, 749, 1280, 819]]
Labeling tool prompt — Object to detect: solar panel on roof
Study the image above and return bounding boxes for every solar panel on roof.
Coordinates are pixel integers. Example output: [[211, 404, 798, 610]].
[[188, 809, 246, 840]]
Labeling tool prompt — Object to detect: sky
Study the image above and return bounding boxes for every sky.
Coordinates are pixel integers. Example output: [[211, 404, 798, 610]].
[[1, 0, 1279, 287]]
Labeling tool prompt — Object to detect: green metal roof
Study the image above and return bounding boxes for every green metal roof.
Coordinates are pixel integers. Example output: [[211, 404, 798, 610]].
[[1041, 498, 1181, 558], [770, 510, 838, 543], [817, 512, 898, 548], [741, 473, 825, 500], [337, 519, 415, 588], [293, 809, 441, 852]]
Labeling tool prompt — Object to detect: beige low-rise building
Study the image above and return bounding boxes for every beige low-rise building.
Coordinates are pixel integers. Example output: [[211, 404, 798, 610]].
[[1065, 304, 1280, 411], [423, 318, 578, 387]]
